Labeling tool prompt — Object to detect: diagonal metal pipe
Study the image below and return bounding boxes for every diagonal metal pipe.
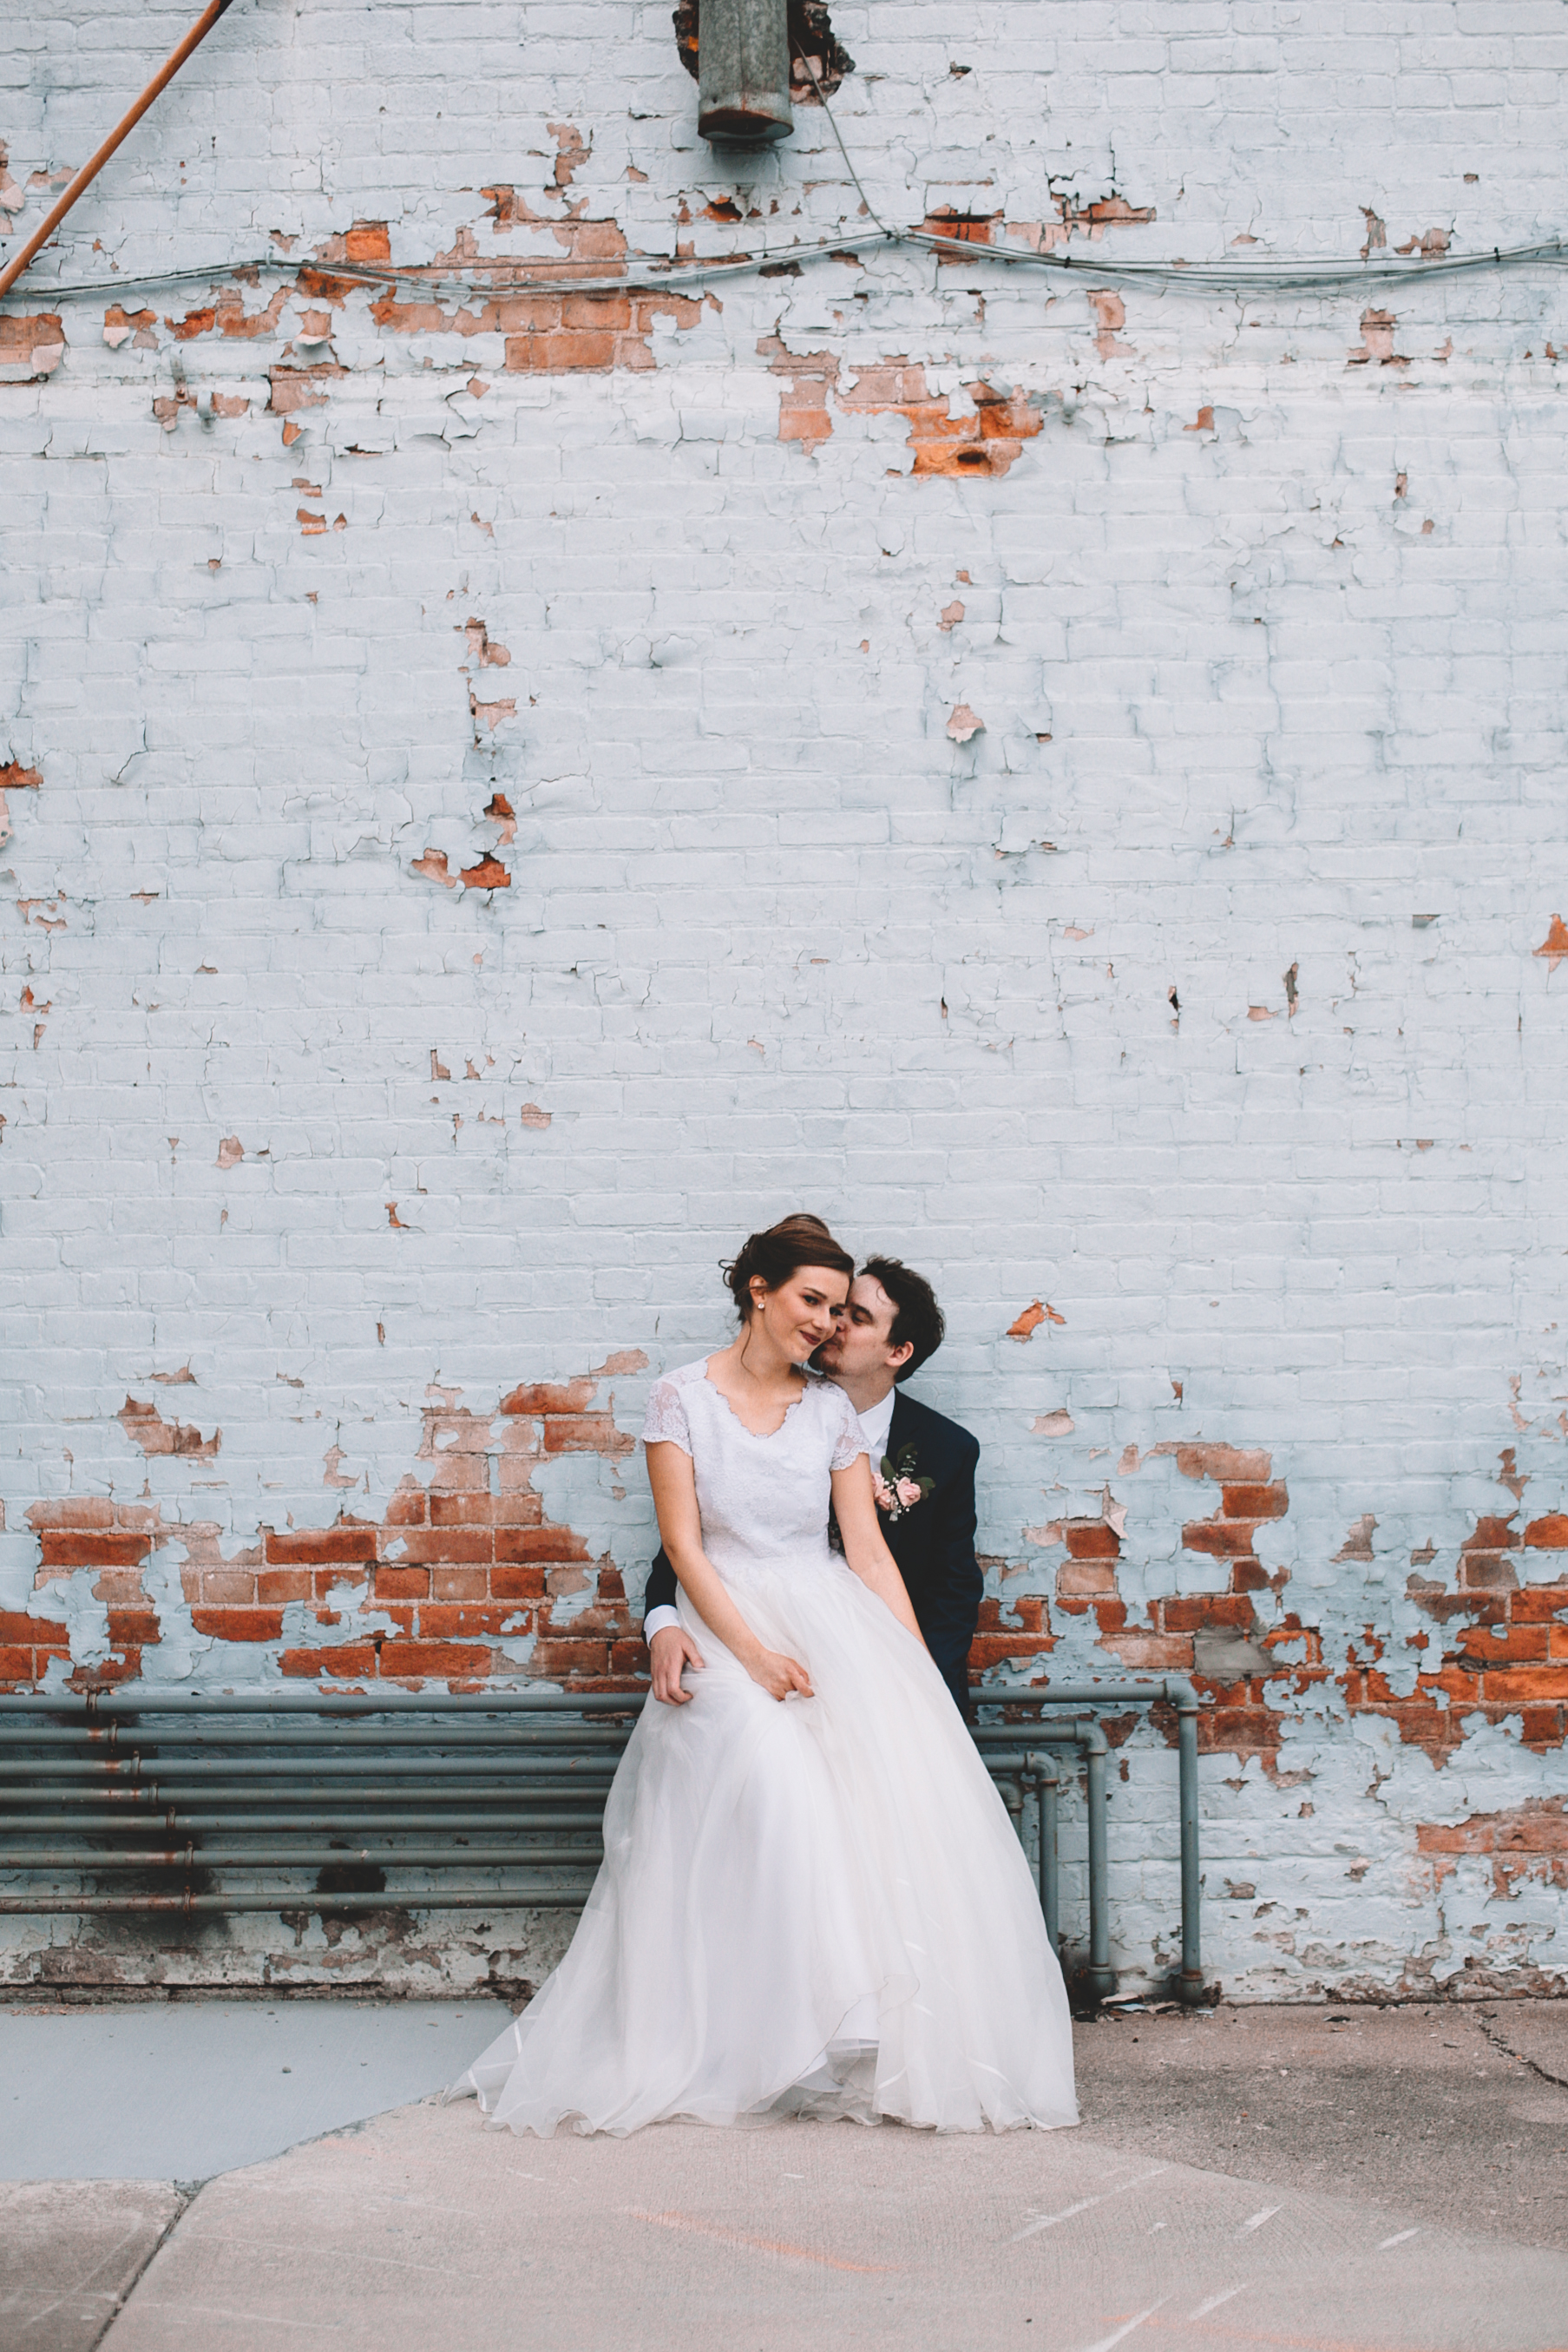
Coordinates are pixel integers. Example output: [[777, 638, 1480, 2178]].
[[0, 0, 246, 303]]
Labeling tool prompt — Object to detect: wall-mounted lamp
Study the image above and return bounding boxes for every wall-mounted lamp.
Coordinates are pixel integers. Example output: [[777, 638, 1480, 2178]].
[[695, 0, 793, 145]]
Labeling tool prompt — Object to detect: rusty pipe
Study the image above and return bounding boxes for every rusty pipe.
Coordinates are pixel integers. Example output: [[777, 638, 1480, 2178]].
[[0, 0, 243, 304]]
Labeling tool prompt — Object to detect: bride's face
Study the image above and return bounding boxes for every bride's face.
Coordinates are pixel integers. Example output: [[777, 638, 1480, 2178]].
[[750, 1265, 851, 1363]]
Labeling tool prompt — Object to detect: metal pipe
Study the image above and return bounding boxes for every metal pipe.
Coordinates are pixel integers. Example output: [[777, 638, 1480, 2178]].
[[0, 1816, 611, 1834], [0, 0, 244, 304], [5, 1775, 620, 1809], [1029, 1755, 1060, 1952], [1166, 1678, 1205, 2006], [0, 1691, 644, 1715], [1010, 1752, 1060, 1954], [973, 1676, 1206, 2004], [4, 1846, 603, 1870], [0, 1682, 1201, 1995], [0, 1723, 635, 1749], [974, 1718, 1110, 1998], [698, 0, 792, 145], [0, 1751, 630, 1787], [0, 1888, 596, 1914]]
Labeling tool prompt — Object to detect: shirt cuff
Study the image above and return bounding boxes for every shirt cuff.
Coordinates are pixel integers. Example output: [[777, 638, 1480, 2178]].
[[643, 1606, 681, 1642]]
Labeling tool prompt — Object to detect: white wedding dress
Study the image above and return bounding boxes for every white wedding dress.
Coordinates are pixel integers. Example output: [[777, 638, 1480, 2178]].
[[454, 1361, 1078, 2136]]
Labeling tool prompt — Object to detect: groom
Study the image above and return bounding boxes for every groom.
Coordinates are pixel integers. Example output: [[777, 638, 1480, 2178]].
[[642, 1257, 984, 1715]]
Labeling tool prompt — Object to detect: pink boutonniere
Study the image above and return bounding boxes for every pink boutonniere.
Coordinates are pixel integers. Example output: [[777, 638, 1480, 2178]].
[[874, 1445, 935, 1522]]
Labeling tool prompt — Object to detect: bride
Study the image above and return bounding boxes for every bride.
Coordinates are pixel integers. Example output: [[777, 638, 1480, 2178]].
[[456, 1212, 1078, 2135]]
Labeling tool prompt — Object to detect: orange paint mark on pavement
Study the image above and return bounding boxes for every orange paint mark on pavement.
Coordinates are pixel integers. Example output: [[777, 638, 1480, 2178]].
[[626, 2207, 890, 2274]]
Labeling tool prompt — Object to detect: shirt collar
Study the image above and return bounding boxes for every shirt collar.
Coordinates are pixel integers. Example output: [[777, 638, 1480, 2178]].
[[856, 1385, 897, 1462]]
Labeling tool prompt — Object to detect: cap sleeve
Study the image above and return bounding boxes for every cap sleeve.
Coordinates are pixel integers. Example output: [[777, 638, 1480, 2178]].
[[641, 1375, 692, 1455], [829, 1383, 868, 1473]]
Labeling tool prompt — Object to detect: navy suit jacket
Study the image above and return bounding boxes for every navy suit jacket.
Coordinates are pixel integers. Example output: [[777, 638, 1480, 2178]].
[[641, 1386, 983, 1715]]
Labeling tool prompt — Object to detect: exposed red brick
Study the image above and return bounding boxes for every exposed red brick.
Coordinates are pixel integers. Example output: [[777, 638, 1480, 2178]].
[[529, 1638, 611, 1678], [194, 1568, 259, 1605], [267, 360, 348, 414], [1162, 1594, 1257, 1633], [316, 219, 391, 264], [372, 1566, 432, 1600], [1182, 1520, 1263, 1558], [1101, 1632, 1195, 1671], [920, 207, 1001, 248], [0, 314, 66, 379], [117, 1396, 220, 1459], [38, 1532, 155, 1571], [542, 1413, 634, 1457], [255, 1569, 311, 1603], [1479, 1665, 1568, 1702], [500, 1379, 599, 1415], [1221, 1484, 1289, 1520], [280, 1644, 377, 1679], [189, 1606, 285, 1642], [1512, 1586, 1568, 1623], [1524, 1513, 1568, 1547], [421, 1605, 519, 1639], [492, 1564, 548, 1601], [381, 1528, 492, 1565], [494, 1525, 592, 1563], [1172, 1444, 1274, 1484], [264, 1526, 376, 1565], [1062, 1520, 1120, 1560]]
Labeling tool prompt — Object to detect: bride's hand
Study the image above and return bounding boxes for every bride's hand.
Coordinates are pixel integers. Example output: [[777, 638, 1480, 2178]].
[[746, 1647, 814, 1702]]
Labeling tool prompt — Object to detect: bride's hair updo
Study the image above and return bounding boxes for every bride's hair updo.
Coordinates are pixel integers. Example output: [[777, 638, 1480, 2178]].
[[724, 1213, 856, 1319]]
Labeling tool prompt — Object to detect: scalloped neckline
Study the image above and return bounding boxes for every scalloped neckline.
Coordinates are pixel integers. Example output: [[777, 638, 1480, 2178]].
[[701, 1360, 811, 1442]]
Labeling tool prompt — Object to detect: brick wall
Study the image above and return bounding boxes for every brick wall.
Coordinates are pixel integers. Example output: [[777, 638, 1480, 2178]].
[[3, 0, 1567, 1998]]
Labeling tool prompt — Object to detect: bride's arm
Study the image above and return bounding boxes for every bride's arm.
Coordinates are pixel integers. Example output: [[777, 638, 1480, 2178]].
[[830, 1457, 928, 1647], [644, 1441, 814, 1702]]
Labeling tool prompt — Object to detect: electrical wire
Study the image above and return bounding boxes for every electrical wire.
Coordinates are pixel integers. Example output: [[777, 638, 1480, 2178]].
[[5, 63, 1565, 312], [13, 224, 1564, 312]]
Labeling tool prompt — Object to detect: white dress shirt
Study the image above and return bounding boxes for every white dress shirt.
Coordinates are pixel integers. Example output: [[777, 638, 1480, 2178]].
[[644, 1382, 899, 1642]]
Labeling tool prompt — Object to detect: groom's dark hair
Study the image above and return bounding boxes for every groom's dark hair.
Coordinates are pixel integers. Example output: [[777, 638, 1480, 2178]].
[[860, 1257, 945, 1383]]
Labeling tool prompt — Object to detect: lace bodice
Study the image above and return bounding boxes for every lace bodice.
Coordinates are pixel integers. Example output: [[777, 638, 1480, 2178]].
[[641, 1359, 867, 1578]]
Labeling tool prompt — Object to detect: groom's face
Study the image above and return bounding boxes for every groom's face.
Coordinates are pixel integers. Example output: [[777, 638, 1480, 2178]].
[[815, 1274, 910, 1382]]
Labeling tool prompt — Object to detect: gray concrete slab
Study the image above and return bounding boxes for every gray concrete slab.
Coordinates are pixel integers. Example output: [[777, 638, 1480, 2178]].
[[99, 2090, 1568, 2352], [1075, 2000, 1568, 2250], [0, 1999, 512, 2181], [0, 2179, 185, 2352]]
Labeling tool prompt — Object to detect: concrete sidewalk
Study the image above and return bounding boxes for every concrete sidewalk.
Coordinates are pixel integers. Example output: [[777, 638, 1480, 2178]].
[[3, 2001, 1565, 2352]]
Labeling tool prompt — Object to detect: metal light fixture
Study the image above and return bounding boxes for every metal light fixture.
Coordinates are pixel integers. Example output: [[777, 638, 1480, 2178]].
[[697, 0, 792, 146]]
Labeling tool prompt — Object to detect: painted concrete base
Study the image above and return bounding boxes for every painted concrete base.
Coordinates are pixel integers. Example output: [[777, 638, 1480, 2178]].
[[0, 1998, 511, 2182]]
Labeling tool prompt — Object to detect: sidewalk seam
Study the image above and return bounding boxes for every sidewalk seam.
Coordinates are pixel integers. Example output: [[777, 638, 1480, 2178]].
[[89, 2182, 201, 2352]]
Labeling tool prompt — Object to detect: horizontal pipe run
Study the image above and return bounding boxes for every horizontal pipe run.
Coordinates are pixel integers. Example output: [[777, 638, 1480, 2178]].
[[3, 1789, 622, 1817], [0, 1691, 645, 1716], [0, 1888, 597, 1914], [0, 1682, 1201, 2001], [3, 1845, 604, 1869], [0, 1759, 627, 1786], [973, 1680, 1195, 1707], [0, 1810, 608, 1834], [0, 1724, 642, 1750], [0, 1741, 632, 1779]]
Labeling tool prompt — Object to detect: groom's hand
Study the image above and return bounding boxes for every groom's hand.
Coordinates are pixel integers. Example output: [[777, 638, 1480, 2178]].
[[649, 1624, 705, 1705]]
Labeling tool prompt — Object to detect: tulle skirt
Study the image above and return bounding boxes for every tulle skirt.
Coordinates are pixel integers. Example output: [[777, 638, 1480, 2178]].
[[452, 1550, 1078, 2137]]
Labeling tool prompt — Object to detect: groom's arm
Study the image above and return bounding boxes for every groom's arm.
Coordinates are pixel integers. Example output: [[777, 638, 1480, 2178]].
[[921, 1433, 985, 1666], [641, 1545, 705, 1704], [642, 1545, 679, 1634]]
